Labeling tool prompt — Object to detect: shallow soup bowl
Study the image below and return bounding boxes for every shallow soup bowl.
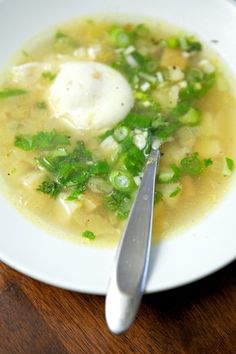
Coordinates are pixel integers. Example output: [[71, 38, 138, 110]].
[[0, 0, 236, 294]]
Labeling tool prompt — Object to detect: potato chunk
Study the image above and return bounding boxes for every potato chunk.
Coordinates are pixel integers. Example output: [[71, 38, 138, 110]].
[[160, 48, 188, 70]]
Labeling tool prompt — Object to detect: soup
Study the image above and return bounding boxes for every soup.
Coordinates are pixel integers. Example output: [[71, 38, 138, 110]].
[[0, 17, 235, 246]]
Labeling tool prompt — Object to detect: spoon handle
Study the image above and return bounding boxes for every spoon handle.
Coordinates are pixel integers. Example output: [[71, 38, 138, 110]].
[[105, 148, 160, 335]]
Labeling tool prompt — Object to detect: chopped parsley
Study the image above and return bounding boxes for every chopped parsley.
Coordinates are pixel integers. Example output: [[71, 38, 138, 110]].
[[14, 130, 70, 151], [37, 180, 62, 198], [105, 190, 133, 219]]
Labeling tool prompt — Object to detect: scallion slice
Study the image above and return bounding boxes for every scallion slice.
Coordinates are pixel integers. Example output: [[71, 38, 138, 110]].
[[178, 108, 201, 126], [0, 88, 27, 99], [113, 126, 130, 142], [109, 170, 136, 192]]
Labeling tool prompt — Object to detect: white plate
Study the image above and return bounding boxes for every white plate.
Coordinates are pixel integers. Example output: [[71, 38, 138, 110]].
[[0, 0, 236, 294]]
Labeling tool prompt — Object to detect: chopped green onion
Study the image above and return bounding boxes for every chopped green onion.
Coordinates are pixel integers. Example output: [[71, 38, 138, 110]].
[[169, 186, 182, 197], [82, 230, 96, 240], [123, 112, 153, 128], [90, 161, 110, 176], [158, 163, 181, 184], [55, 31, 77, 47], [171, 102, 191, 118], [113, 126, 130, 142], [42, 71, 57, 81], [186, 68, 203, 83], [122, 145, 145, 175], [109, 170, 136, 192], [185, 37, 202, 52], [223, 157, 235, 176], [226, 157, 234, 172], [133, 131, 148, 150], [132, 51, 146, 66], [165, 37, 180, 49], [133, 24, 150, 38], [139, 72, 156, 84], [109, 26, 131, 47], [180, 153, 203, 176], [165, 36, 201, 52], [158, 172, 175, 184], [0, 88, 27, 99], [67, 186, 86, 201], [120, 135, 134, 152], [179, 36, 202, 52], [180, 72, 215, 102], [145, 60, 159, 73], [154, 121, 180, 140], [178, 108, 201, 126], [204, 158, 213, 167]]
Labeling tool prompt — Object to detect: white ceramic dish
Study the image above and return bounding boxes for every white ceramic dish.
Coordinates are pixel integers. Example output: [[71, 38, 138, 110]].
[[0, 0, 236, 294]]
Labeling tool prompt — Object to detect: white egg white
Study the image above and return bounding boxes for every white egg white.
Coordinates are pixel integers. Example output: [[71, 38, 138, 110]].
[[48, 61, 134, 130]]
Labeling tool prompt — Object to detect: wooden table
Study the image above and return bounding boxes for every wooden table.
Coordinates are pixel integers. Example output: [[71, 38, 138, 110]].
[[0, 260, 235, 353]]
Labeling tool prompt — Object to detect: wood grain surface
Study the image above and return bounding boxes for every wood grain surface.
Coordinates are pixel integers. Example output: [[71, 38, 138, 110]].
[[0, 260, 235, 354]]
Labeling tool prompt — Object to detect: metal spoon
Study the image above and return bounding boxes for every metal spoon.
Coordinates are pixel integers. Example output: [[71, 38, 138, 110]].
[[105, 147, 160, 335]]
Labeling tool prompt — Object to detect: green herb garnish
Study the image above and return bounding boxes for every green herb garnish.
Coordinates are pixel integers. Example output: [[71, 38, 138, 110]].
[[154, 190, 163, 204], [42, 71, 57, 81], [55, 31, 78, 47], [33, 140, 109, 200], [180, 153, 203, 176], [123, 112, 153, 129], [204, 158, 213, 167], [165, 36, 202, 52], [82, 230, 96, 240], [226, 157, 234, 172], [15, 130, 70, 151], [178, 108, 201, 127], [90, 161, 110, 176], [169, 186, 182, 198], [0, 88, 27, 99], [133, 24, 150, 38], [109, 170, 136, 192], [158, 164, 182, 184], [109, 26, 132, 48], [105, 190, 132, 219], [37, 180, 62, 198]]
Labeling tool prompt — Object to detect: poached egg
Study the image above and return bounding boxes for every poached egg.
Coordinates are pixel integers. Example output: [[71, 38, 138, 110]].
[[48, 61, 134, 130]]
